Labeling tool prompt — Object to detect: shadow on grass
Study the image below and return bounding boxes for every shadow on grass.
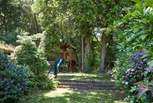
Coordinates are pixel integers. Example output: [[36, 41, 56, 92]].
[[20, 89, 126, 103]]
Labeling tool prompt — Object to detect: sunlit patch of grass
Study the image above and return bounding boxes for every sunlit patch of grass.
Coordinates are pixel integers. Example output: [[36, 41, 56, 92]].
[[20, 73, 124, 103], [57, 73, 111, 80], [19, 88, 127, 103], [114, 101, 127, 103], [44, 88, 73, 97]]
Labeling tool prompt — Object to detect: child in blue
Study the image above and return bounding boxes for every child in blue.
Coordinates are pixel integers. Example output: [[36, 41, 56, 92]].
[[48, 58, 63, 78]]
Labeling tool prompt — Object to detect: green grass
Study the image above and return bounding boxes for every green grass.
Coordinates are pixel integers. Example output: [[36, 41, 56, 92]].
[[54, 73, 112, 81], [20, 88, 126, 103], [20, 73, 125, 103]]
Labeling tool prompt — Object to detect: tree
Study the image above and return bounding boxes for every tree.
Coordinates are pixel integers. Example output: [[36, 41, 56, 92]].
[[19, 0, 41, 34], [69, 0, 133, 72], [32, 0, 133, 73], [0, 0, 22, 44]]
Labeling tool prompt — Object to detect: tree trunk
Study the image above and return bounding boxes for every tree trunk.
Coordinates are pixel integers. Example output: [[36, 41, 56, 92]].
[[32, 13, 40, 33], [80, 27, 92, 72], [84, 37, 90, 69], [99, 34, 107, 73], [81, 35, 84, 72], [99, 34, 114, 73]]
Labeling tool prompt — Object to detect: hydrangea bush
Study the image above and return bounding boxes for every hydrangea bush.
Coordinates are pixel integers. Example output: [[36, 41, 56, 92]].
[[0, 52, 32, 103], [123, 51, 147, 85], [123, 51, 153, 103]]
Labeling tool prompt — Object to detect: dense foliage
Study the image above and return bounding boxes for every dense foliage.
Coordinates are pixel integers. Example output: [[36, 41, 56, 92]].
[[13, 33, 57, 90], [0, 52, 32, 103], [14, 34, 48, 76], [123, 51, 146, 85], [0, 0, 153, 102], [122, 51, 153, 102], [113, 0, 153, 102]]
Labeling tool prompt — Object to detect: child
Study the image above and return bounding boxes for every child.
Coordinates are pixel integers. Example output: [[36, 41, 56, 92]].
[[48, 58, 63, 78]]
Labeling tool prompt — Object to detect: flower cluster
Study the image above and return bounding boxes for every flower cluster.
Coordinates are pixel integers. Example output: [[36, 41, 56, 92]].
[[123, 68, 144, 85], [130, 50, 147, 68], [123, 51, 153, 102], [123, 51, 146, 85]]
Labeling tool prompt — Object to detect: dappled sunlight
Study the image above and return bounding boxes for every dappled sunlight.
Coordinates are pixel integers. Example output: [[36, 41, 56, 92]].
[[59, 73, 101, 77], [40, 89, 126, 103], [19, 87, 127, 103], [58, 73, 94, 76], [114, 101, 127, 103], [57, 73, 111, 80], [1, 0, 152, 103], [43, 88, 73, 97]]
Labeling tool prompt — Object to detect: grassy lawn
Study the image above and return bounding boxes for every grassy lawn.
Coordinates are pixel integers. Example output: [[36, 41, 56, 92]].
[[19, 88, 126, 103], [19, 73, 126, 103], [54, 73, 112, 81]]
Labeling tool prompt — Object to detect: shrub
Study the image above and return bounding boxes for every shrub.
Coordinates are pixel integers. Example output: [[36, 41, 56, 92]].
[[14, 36, 48, 76], [13, 34, 57, 90], [34, 75, 58, 90], [0, 52, 32, 103], [122, 51, 153, 103], [0, 32, 18, 45], [123, 51, 147, 85]]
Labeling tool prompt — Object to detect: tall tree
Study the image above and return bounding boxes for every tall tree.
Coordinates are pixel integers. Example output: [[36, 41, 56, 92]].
[[95, 0, 133, 73], [69, 0, 97, 71], [32, 0, 133, 73], [0, 0, 22, 44]]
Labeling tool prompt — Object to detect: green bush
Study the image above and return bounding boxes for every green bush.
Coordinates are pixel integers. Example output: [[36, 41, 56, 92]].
[[0, 52, 33, 103], [14, 36, 48, 76], [34, 75, 58, 90], [122, 51, 153, 103], [113, 0, 153, 102], [0, 32, 18, 45], [113, 0, 153, 85], [13, 34, 57, 90]]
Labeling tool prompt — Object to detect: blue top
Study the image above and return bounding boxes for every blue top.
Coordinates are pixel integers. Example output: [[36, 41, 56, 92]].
[[54, 58, 63, 67], [48, 58, 63, 74]]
